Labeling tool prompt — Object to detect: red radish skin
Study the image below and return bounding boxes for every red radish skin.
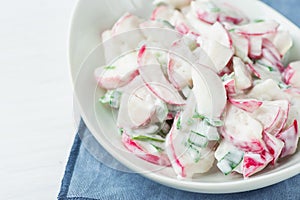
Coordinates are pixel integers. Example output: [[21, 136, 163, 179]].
[[262, 48, 285, 72], [220, 127, 265, 153], [165, 113, 186, 177], [137, 45, 147, 66], [277, 120, 299, 158], [247, 63, 261, 78], [176, 23, 190, 35], [224, 79, 236, 95], [248, 36, 262, 59], [243, 150, 272, 178], [94, 69, 139, 90], [122, 133, 171, 166], [229, 98, 263, 113], [262, 38, 282, 60], [263, 132, 284, 165], [283, 65, 296, 85], [236, 21, 279, 36]]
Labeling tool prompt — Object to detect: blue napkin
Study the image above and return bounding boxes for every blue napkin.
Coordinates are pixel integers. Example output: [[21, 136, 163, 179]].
[[58, 120, 300, 200], [59, 1, 300, 199]]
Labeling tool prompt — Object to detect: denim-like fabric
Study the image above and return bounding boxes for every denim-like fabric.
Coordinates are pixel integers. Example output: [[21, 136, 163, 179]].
[[58, 120, 300, 200], [59, 1, 300, 199]]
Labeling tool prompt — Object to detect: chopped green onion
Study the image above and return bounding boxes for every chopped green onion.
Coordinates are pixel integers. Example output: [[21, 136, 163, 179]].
[[176, 116, 182, 130], [151, 144, 164, 152], [217, 151, 244, 175], [99, 90, 121, 108], [104, 66, 116, 70], [254, 19, 264, 23], [229, 28, 235, 32], [193, 113, 224, 127], [188, 131, 208, 148], [131, 135, 165, 143], [278, 82, 291, 89], [210, 7, 221, 13]]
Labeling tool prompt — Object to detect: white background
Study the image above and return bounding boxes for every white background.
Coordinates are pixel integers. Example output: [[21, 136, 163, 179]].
[[0, 1, 76, 199]]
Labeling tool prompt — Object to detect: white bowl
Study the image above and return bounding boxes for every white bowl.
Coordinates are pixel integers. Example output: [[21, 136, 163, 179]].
[[69, 0, 300, 193]]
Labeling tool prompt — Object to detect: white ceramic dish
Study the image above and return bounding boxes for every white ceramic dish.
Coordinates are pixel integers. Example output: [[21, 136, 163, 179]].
[[69, 0, 300, 193]]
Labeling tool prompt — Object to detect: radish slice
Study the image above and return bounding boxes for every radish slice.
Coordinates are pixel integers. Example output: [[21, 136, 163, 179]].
[[191, 0, 219, 25], [94, 52, 139, 90], [248, 36, 262, 59], [262, 38, 281, 60], [230, 32, 250, 62], [242, 150, 273, 178], [153, 0, 192, 9], [264, 31, 293, 57], [117, 76, 156, 129], [277, 120, 299, 158], [165, 113, 216, 178], [232, 57, 252, 90], [223, 79, 236, 96], [235, 20, 279, 36], [217, 2, 248, 25], [197, 37, 234, 72], [246, 63, 261, 78], [151, 5, 174, 21], [192, 65, 227, 118], [229, 98, 262, 113], [248, 79, 288, 101], [263, 132, 284, 164], [185, 9, 211, 36], [251, 100, 289, 136], [167, 53, 192, 90], [206, 22, 232, 48], [221, 105, 265, 153], [122, 132, 171, 166], [111, 13, 142, 35], [283, 61, 300, 88], [139, 64, 185, 105], [261, 48, 284, 72]]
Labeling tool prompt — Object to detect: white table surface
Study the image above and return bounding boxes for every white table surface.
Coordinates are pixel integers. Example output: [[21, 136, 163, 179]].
[[0, 1, 77, 199]]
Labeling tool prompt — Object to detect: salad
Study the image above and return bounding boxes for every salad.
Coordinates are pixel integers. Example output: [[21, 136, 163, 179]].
[[94, 0, 300, 179]]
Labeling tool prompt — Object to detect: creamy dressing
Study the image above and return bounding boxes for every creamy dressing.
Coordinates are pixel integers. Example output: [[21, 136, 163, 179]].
[[95, 0, 300, 179]]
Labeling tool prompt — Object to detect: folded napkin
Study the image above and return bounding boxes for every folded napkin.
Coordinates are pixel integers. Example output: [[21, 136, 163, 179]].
[[58, 120, 300, 200], [59, 1, 300, 199]]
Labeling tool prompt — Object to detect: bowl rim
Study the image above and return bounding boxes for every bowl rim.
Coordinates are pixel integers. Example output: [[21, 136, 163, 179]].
[[68, 0, 300, 193]]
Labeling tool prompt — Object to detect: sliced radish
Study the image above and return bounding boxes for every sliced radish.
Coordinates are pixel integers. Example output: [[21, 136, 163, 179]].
[[153, 0, 192, 9], [167, 53, 192, 90], [230, 32, 250, 62], [229, 98, 262, 113], [251, 100, 289, 136], [262, 38, 281, 60], [191, 0, 219, 25], [232, 56, 252, 90], [117, 76, 156, 129], [242, 150, 273, 178], [185, 9, 211, 36], [261, 48, 284, 72], [251, 62, 282, 83], [283, 61, 300, 88], [192, 65, 227, 118], [235, 20, 279, 36], [139, 64, 185, 105], [221, 105, 265, 153], [111, 13, 143, 35], [246, 63, 261, 78], [197, 36, 234, 72], [263, 132, 284, 164], [94, 51, 139, 90], [122, 132, 171, 166], [217, 2, 248, 25], [248, 79, 288, 101], [248, 36, 262, 59], [223, 79, 236, 96], [264, 31, 293, 57], [165, 113, 216, 178], [151, 5, 174, 21], [206, 22, 232, 48], [277, 120, 299, 158]]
